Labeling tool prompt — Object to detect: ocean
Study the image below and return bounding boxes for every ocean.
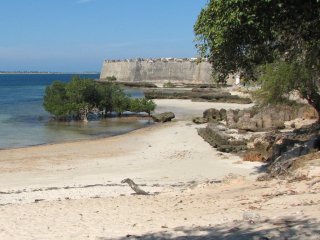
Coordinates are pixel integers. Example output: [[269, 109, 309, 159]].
[[0, 74, 149, 149]]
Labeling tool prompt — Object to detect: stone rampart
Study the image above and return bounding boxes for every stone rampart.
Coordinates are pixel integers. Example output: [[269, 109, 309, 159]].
[[99, 58, 213, 84]]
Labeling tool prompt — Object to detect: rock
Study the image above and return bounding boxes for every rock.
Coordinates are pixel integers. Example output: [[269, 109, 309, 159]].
[[260, 123, 320, 176], [198, 124, 229, 148], [199, 95, 252, 104], [203, 108, 221, 121], [144, 88, 252, 103], [203, 108, 227, 122], [144, 88, 231, 100], [192, 117, 208, 124], [98, 81, 157, 88], [244, 123, 320, 164], [297, 104, 318, 119], [191, 87, 218, 92], [244, 134, 275, 162], [243, 211, 261, 223], [237, 112, 259, 131], [268, 135, 320, 173], [238, 129, 248, 134], [226, 109, 239, 128], [198, 123, 247, 153], [243, 151, 265, 162], [220, 108, 227, 121], [184, 83, 215, 88], [226, 104, 316, 132], [151, 112, 175, 123], [217, 144, 247, 153]]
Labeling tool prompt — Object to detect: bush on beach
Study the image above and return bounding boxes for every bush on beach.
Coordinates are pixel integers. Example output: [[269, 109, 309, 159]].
[[43, 75, 156, 121]]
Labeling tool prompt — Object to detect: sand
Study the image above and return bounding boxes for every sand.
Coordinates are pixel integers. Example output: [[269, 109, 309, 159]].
[[0, 99, 319, 239]]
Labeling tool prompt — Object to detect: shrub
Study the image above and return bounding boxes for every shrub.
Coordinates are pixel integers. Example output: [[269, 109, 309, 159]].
[[43, 76, 156, 120], [163, 81, 176, 88], [105, 75, 117, 82]]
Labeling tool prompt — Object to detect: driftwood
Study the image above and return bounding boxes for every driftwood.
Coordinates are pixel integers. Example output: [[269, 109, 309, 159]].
[[121, 178, 149, 195]]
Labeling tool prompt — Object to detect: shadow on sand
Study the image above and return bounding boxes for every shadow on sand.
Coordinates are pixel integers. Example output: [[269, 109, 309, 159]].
[[99, 216, 320, 240]]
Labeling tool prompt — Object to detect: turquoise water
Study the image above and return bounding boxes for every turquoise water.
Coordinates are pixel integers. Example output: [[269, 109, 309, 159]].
[[0, 74, 150, 149]]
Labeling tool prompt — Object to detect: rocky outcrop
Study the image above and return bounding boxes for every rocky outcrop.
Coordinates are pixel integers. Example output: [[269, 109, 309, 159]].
[[243, 133, 277, 162], [241, 122, 320, 178], [203, 108, 227, 122], [226, 104, 318, 132], [265, 124, 320, 176], [193, 108, 227, 125], [144, 89, 252, 104], [144, 89, 228, 99], [196, 103, 320, 177], [192, 117, 208, 124], [198, 123, 248, 153], [96, 80, 158, 88], [151, 112, 175, 123]]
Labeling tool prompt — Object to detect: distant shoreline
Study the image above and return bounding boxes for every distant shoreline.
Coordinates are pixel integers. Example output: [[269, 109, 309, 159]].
[[0, 72, 100, 75]]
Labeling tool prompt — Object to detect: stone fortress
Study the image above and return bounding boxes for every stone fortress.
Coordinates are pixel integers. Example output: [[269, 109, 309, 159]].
[[99, 57, 214, 84]]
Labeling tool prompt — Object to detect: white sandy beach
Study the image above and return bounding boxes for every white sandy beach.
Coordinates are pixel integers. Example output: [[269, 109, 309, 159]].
[[0, 99, 319, 239]]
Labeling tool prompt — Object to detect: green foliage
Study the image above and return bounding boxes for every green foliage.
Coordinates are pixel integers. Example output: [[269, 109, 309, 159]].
[[194, 0, 320, 83], [43, 76, 156, 120], [194, 0, 320, 120], [97, 83, 127, 115], [255, 61, 318, 106], [105, 75, 117, 82], [112, 91, 130, 115], [64, 76, 99, 120], [130, 98, 156, 115], [43, 81, 70, 119], [255, 62, 301, 104], [163, 81, 176, 88]]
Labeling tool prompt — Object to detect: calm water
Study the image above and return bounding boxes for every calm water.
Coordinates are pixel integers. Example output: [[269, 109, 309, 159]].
[[0, 74, 149, 149]]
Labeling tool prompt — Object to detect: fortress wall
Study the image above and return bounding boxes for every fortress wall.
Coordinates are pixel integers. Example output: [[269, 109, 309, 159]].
[[100, 60, 213, 84]]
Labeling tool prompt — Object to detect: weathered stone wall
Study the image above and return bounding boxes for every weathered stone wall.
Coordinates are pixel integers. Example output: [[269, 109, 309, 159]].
[[100, 58, 213, 84]]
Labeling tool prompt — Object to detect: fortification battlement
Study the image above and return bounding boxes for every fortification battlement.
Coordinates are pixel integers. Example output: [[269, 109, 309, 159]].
[[103, 57, 209, 63], [100, 57, 213, 83]]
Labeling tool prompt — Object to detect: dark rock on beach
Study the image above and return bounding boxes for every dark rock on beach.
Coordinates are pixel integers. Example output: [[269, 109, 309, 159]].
[[193, 108, 226, 125], [198, 123, 247, 153], [192, 117, 208, 124], [151, 112, 175, 123], [203, 108, 227, 122], [243, 133, 277, 162], [265, 124, 320, 176], [197, 103, 319, 163], [97, 80, 157, 88], [226, 104, 318, 132], [144, 88, 252, 104]]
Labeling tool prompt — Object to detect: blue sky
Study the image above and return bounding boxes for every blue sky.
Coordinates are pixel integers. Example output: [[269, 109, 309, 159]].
[[0, 0, 207, 72]]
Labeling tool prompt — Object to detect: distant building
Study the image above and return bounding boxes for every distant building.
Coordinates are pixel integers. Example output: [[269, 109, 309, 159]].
[[100, 58, 213, 84]]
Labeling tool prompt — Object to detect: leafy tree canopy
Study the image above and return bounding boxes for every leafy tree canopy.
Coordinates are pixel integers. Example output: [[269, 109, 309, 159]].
[[194, 0, 320, 120], [194, 0, 320, 82], [43, 76, 156, 121]]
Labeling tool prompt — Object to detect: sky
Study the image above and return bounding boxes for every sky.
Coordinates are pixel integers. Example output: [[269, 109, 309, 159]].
[[0, 0, 208, 72]]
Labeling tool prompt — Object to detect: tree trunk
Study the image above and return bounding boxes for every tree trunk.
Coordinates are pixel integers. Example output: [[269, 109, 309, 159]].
[[80, 106, 89, 122], [306, 92, 320, 123]]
